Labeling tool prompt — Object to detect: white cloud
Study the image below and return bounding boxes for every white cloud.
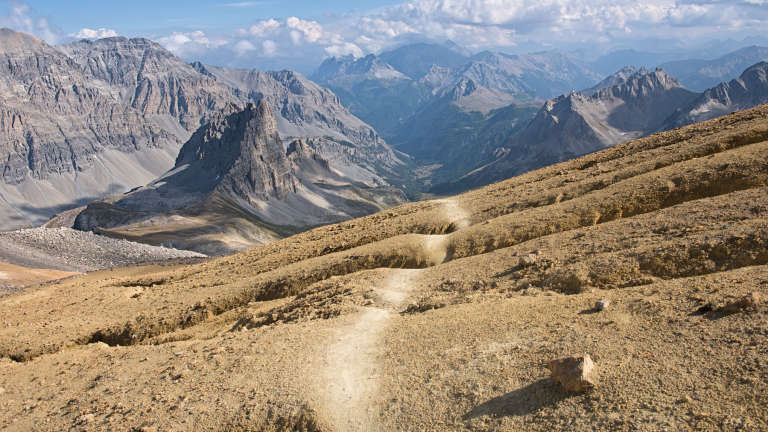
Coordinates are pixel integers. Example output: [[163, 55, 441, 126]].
[[157, 30, 227, 57], [149, 0, 767, 71], [286, 17, 326, 44], [0, 3, 61, 43], [233, 39, 257, 55], [262, 39, 278, 56], [325, 42, 364, 58], [71, 28, 118, 39], [240, 18, 281, 37]]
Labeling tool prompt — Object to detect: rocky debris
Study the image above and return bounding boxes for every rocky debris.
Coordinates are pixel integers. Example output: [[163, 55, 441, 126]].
[[720, 292, 764, 314], [595, 299, 611, 311], [0, 227, 204, 272], [520, 254, 539, 268], [77, 414, 95, 425], [548, 354, 597, 393]]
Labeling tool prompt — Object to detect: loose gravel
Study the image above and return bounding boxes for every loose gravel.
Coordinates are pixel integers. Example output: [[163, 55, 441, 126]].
[[0, 227, 205, 272]]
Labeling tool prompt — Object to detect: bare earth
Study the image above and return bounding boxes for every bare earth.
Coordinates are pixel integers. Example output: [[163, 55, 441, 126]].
[[1, 105, 768, 431]]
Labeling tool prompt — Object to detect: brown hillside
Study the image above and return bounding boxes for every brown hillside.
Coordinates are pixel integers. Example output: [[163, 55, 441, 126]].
[[1, 104, 767, 431]]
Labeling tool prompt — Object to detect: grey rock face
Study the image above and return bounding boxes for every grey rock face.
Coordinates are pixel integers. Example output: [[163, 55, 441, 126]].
[[664, 62, 768, 128], [0, 28, 403, 230], [451, 68, 699, 191], [74, 102, 406, 254]]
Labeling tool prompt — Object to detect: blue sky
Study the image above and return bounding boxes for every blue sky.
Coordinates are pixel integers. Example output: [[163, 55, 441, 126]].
[[5, 1, 401, 34], [2, 0, 767, 73]]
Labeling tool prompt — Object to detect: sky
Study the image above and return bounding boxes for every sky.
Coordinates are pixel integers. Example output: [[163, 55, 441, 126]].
[[1, 0, 767, 73]]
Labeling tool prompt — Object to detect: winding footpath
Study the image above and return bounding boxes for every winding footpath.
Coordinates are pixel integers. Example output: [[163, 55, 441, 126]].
[[315, 198, 472, 431]]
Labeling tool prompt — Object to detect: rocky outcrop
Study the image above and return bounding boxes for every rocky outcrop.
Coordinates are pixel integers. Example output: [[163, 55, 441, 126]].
[[74, 102, 406, 254], [664, 62, 768, 128], [0, 28, 404, 230], [447, 68, 699, 191]]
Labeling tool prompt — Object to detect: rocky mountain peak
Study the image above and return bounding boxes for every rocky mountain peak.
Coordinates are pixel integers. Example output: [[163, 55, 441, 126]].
[[0, 28, 46, 53], [594, 67, 681, 100]]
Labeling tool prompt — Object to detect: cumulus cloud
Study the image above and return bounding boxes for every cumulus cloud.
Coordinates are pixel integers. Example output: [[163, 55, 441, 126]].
[[156, 30, 227, 58], [0, 2, 61, 43], [148, 0, 768, 71], [71, 27, 118, 39]]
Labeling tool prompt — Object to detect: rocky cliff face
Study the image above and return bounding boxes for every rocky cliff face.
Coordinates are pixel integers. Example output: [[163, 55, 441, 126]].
[[0, 28, 403, 230], [664, 62, 768, 128], [74, 102, 406, 254], [444, 68, 700, 192]]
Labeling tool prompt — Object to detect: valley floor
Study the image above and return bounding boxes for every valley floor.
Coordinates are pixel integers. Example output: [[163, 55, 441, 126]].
[[1, 105, 768, 431]]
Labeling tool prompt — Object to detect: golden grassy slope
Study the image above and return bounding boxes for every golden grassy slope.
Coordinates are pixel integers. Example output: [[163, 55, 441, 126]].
[[1, 104, 767, 431]]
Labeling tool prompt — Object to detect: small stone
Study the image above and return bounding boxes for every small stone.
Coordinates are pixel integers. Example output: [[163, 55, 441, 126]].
[[78, 414, 95, 425], [520, 254, 538, 267], [548, 354, 597, 393], [595, 299, 611, 311], [721, 292, 763, 313], [0, 387, 5, 395]]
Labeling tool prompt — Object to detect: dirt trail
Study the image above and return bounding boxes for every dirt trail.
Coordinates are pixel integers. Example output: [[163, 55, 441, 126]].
[[435, 198, 471, 230], [315, 198, 471, 431]]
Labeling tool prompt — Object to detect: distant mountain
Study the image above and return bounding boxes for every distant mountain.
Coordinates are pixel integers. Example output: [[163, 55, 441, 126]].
[[443, 68, 699, 192], [591, 49, 680, 76], [314, 45, 602, 186], [379, 42, 469, 79], [0, 28, 404, 230], [74, 101, 406, 254], [664, 62, 768, 128], [659, 46, 768, 91]]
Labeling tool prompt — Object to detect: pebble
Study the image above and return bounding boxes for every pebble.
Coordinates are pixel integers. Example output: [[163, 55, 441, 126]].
[[595, 299, 611, 311], [520, 254, 539, 267]]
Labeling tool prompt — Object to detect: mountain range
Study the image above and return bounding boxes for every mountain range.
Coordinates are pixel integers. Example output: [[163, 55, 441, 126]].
[[0, 28, 404, 231], [442, 62, 768, 192], [314, 46, 602, 185], [2, 29, 768, 251]]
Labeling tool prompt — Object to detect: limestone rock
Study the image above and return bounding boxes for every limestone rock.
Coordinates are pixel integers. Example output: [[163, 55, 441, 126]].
[[548, 354, 597, 393], [520, 254, 539, 267], [595, 299, 611, 311]]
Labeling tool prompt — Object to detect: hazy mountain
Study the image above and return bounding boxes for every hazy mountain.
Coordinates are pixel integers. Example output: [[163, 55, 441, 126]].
[[314, 45, 601, 186], [590, 49, 680, 76], [74, 102, 406, 254], [0, 28, 403, 230], [379, 42, 469, 79], [664, 62, 768, 129], [659, 46, 768, 91], [445, 68, 699, 192]]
